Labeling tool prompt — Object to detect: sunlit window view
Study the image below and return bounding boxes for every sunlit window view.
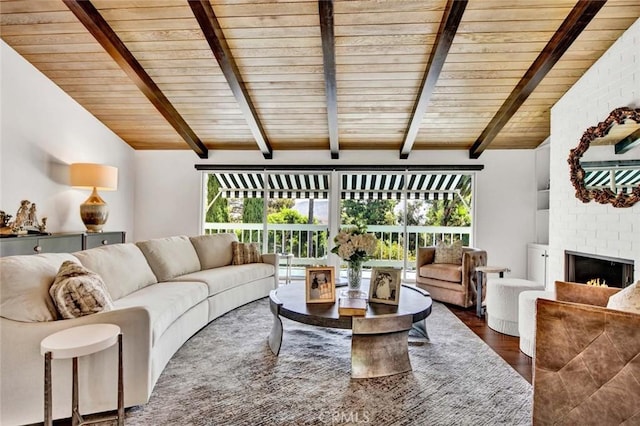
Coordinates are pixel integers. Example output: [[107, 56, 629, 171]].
[[204, 171, 474, 281]]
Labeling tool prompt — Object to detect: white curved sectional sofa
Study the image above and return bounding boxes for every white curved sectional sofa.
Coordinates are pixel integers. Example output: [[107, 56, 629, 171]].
[[0, 233, 278, 425]]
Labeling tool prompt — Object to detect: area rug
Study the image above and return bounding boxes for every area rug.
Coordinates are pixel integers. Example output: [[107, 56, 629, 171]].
[[125, 298, 532, 425]]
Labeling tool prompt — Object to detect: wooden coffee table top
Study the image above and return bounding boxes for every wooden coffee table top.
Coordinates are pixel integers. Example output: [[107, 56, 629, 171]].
[[269, 282, 432, 330]]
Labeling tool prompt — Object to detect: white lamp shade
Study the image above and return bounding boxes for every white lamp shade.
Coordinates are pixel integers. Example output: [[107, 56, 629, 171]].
[[70, 163, 118, 191]]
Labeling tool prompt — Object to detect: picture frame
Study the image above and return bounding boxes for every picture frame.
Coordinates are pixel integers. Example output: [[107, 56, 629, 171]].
[[305, 266, 336, 303], [369, 267, 402, 305]]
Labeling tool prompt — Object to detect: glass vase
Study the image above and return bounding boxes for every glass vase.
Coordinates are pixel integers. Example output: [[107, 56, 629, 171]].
[[342, 259, 367, 299], [347, 260, 363, 291]]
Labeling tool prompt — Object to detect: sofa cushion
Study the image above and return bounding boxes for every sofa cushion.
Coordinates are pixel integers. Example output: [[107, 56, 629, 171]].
[[49, 261, 114, 319], [112, 281, 208, 345], [172, 263, 275, 296], [607, 281, 640, 314], [419, 263, 462, 283], [136, 236, 201, 282], [0, 253, 78, 322], [434, 240, 463, 264], [74, 243, 157, 300], [190, 233, 237, 270], [231, 242, 261, 265]]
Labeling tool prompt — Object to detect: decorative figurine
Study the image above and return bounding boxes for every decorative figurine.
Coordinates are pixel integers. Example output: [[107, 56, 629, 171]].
[[0, 211, 12, 234], [14, 200, 30, 229], [0, 210, 9, 228], [28, 203, 39, 227], [5, 200, 47, 234], [38, 217, 48, 233]]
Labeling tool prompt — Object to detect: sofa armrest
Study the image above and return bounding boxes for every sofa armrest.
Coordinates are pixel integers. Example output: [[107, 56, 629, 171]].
[[461, 248, 487, 301], [416, 247, 436, 273], [554, 280, 620, 307], [261, 252, 279, 266], [261, 253, 280, 288], [1, 306, 152, 425], [533, 298, 640, 425], [462, 248, 487, 269]]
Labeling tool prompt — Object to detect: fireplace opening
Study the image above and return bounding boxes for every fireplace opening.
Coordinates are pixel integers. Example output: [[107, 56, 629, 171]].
[[565, 251, 634, 288]]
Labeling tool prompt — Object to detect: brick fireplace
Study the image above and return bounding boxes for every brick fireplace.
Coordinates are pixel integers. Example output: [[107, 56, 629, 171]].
[[565, 251, 635, 288], [548, 20, 640, 291]]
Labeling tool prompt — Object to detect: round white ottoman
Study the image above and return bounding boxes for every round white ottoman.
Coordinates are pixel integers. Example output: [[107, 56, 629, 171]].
[[518, 290, 555, 357], [486, 278, 544, 336]]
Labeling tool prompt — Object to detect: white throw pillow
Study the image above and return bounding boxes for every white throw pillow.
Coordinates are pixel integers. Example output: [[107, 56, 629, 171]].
[[190, 233, 238, 269], [607, 281, 640, 314], [137, 236, 201, 282], [74, 243, 157, 300], [0, 253, 78, 322]]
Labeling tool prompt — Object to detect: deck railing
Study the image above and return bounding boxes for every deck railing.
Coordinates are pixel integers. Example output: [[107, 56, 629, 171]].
[[204, 222, 471, 271]]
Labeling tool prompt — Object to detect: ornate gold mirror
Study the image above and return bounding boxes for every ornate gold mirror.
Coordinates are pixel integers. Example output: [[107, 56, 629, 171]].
[[568, 107, 640, 208]]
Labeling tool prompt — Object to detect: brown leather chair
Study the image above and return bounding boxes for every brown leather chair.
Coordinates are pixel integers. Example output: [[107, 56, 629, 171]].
[[415, 246, 487, 308], [533, 281, 640, 425]]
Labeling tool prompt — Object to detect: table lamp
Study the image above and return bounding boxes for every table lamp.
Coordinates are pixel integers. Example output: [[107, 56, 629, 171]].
[[70, 163, 118, 232]]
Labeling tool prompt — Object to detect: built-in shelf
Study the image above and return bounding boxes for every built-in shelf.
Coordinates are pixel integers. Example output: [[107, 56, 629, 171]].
[[535, 138, 550, 245]]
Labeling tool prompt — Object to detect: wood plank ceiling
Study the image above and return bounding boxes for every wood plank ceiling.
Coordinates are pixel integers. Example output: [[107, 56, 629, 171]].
[[1, 0, 639, 159]]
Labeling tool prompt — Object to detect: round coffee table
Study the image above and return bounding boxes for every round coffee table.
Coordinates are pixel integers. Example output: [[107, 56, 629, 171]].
[[268, 283, 432, 378]]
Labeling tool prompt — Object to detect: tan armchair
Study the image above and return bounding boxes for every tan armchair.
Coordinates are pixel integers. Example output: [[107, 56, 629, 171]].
[[533, 281, 640, 425], [415, 246, 487, 308]]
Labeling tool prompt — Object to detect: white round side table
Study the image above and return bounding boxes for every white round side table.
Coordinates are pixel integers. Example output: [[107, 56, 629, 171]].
[[40, 323, 123, 426]]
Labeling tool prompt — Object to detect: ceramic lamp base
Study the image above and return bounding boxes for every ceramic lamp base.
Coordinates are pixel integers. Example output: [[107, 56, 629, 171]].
[[80, 188, 109, 233]]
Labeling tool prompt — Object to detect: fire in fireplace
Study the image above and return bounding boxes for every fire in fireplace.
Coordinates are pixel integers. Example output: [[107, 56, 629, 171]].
[[565, 251, 634, 288]]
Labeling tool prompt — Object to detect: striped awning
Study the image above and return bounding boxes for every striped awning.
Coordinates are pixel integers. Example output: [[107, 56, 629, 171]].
[[269, 174, 330, 199], [213, 173, 330, 199], [212, 172, 473, 201], [341, 174, 405, 200], [584, 168, 640, 193], [341, 173, 471, 201], [215, 173, 264, 198], [406, 174, 471, 201]]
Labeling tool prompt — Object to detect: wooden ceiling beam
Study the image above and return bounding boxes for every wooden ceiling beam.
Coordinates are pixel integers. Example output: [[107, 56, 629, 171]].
[[400, 0, 467, 160], [189, 0, 273, 160], [319, 0, 339, 160], [63, 0, 208, 159], [469, 0, 607, 159]]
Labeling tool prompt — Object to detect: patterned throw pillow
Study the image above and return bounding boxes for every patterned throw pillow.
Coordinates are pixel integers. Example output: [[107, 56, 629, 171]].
[[231, 242, 262, 265], [49, 261, 114, 319], [607, 281, 640, 314], [433, 240, 463, 264]]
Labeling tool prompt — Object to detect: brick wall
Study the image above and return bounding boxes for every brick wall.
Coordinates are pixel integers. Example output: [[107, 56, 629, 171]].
[[548, 18, 640, 288]]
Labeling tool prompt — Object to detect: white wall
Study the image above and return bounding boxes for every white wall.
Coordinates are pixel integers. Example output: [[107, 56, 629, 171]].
[[135, 149, 536, 278], [0, 41, 135, 238], [549, 18, 640, 287]]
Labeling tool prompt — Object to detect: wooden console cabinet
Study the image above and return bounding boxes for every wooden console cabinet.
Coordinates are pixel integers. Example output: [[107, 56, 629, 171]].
[[0, 231, 125, 257]]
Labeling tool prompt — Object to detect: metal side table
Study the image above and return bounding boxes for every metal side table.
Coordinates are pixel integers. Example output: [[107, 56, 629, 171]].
[[476, 266, 510, 318], [41, 323, 123, 426]]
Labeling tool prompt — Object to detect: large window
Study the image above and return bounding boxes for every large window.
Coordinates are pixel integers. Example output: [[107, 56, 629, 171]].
[[339, 172, 473, 279], [202, 168, 475, 282], [204, 172, 331, 269]]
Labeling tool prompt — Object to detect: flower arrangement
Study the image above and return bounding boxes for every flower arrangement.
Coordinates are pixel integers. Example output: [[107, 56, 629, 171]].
[[331, 226, 378, 264]]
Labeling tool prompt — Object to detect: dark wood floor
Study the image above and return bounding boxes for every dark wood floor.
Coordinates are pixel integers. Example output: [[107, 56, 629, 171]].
[[446, 304, 532, 383]]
